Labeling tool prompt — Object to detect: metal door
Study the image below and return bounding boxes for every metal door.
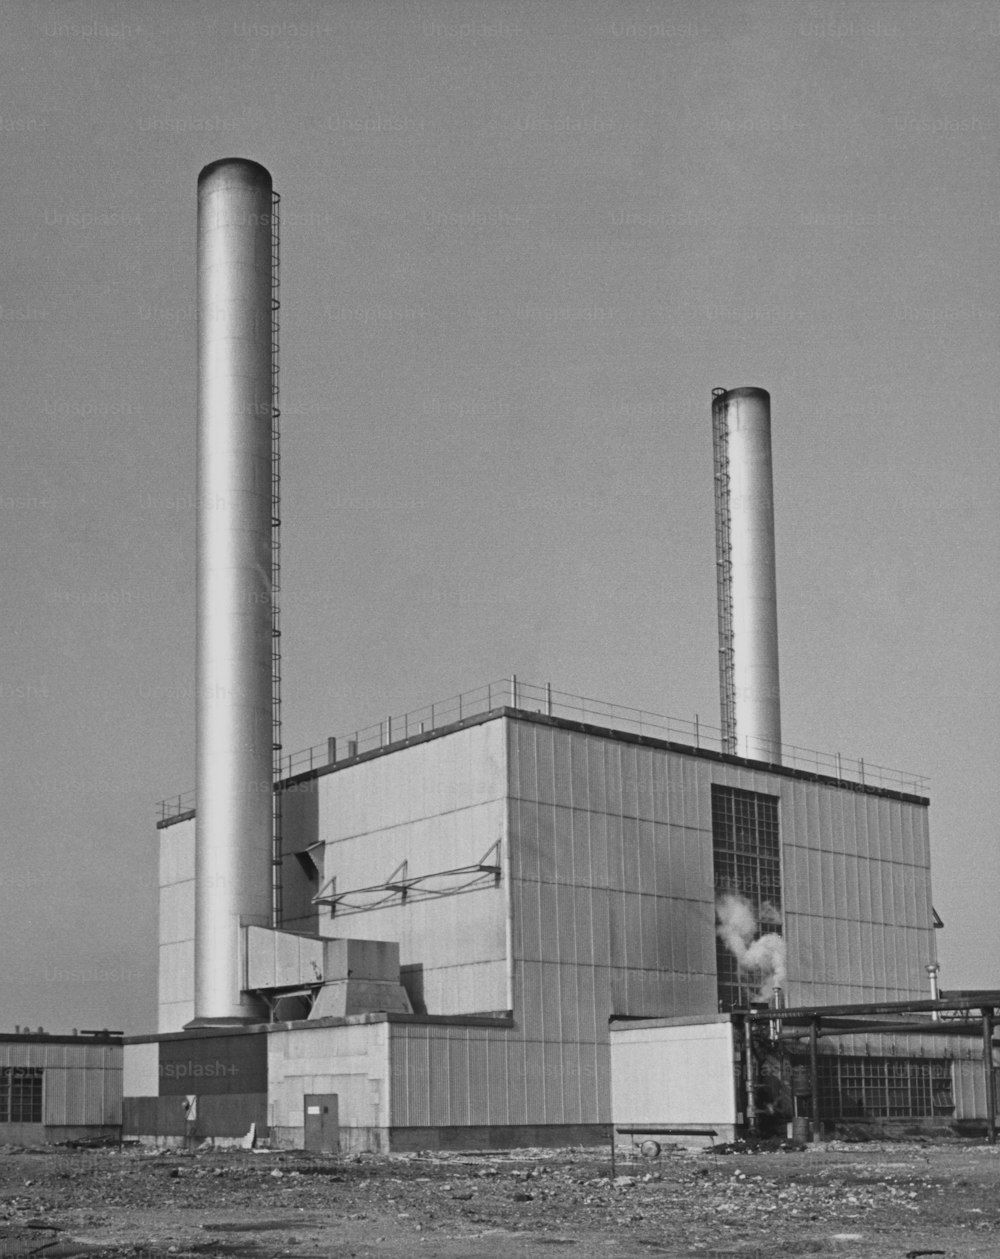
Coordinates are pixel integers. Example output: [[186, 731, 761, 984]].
[[303, 1094, 339, 1153]]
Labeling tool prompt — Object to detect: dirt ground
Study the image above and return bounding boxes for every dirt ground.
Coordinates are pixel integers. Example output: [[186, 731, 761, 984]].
[[1, 1137, 998, 1259]]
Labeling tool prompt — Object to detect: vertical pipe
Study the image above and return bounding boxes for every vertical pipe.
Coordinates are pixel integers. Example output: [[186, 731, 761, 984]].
[[713, 387, 782, 764], [744, 1019, 758, 1135], [810, 1020, 820, 1142], [327, 737, 337, 765], [983, 1009, 996, 1145], [768, 986, 784, 1040], [546, 681, 552, 715], [926, 962, 941, 1021], [502, 835, 515, 1015], [194, 158, 275, 1024]]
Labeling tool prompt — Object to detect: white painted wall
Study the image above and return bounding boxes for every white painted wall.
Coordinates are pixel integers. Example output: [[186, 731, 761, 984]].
[[317, 722, 509, 1015], [610, 1018, 737, 1133], [267, 1021, 390, 1151], [158, 818, 195, 1031], [122, 1042, 159, 1098]]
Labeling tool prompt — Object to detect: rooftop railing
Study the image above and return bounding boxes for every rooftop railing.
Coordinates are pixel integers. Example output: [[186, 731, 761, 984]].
[[156, 676, 928, 821]]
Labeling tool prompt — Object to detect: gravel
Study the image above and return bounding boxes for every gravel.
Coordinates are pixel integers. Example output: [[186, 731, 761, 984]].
[[0, 1138, 996, 1257]]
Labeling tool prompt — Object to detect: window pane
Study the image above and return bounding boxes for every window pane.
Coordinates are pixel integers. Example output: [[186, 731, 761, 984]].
[[1, 1067, 43, 1124], [712, 785, 781, 1011], [811, 1056, 952, 1120]]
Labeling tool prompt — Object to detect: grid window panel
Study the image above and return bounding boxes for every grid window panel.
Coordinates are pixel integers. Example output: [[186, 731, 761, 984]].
[[815, 1056, 952, 1120], [0, 1067, 43, 1124], [712, 785, 782, 1011]]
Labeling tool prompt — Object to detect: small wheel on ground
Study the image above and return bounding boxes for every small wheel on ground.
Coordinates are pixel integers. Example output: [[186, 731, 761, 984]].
[[639, 1139, 661, 1159]]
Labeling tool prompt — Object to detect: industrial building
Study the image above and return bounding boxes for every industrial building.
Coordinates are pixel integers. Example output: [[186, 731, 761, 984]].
[[130, 682, 946, 1150], [0, 1029, 121, 1145], [120, 158, 994, 1151]]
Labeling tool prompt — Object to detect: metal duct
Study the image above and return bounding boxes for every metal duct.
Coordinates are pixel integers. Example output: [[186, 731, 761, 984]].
[[712, 386, 782, 763], [193, 158, 275, 1023]]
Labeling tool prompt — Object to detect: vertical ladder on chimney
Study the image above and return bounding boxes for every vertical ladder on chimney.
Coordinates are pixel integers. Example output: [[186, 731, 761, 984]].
[[270, 190, 283, 928], [712, 388, 737, 755]]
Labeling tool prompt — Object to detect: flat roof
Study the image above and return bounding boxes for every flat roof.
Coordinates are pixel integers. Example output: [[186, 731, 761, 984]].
[[159, 705, 927, 830], [0, 1033, 122, 1046], [124, 1011, 514, 1045]]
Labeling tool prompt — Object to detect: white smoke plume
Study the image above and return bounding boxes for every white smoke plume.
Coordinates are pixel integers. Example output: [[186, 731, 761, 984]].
[[716, 891, 787, 999]]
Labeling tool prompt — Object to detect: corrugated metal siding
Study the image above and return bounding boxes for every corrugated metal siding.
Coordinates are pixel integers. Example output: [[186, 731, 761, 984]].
[[509, 721, 718, 1036], [320, 722, 507, 838], [387, 1022, 605, 1129], [780, 779, 933, 1005], [505, 716, 934, 1130], [506, 721, 726, 1128], [316, 725, 508, 1017], [952, 1056, 998, 1120], [0, 1042, 123, 1126], [43, 1067, 66, 1124], [244, 925, 326, 991], [0, 1043, 119, 1071], [252, 713, 935, 1138]]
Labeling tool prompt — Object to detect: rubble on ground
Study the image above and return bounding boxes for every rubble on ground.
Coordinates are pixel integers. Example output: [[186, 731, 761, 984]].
[[0, 1138, 997, 1257]]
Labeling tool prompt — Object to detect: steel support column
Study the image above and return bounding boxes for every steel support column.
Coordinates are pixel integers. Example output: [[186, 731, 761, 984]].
[[983, 1008, 996, 1145]]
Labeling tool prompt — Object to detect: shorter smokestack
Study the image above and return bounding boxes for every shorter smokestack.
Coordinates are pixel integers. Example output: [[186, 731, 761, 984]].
[[926, 962, 941, 1021], [768, 986, 785, 1039], [712, 386, 782, 762]]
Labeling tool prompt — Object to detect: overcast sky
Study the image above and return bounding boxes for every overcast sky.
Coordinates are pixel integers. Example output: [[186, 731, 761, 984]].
[[2, 0, 997, 1032]]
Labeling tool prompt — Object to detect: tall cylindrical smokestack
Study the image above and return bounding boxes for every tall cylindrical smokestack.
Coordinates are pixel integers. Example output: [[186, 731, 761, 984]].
[[193, 158, 275, 1023], [712, 386, 782, 763]]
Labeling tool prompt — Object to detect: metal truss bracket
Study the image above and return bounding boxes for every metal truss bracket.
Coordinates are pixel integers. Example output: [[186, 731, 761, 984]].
[[312, 840, 502, 915]]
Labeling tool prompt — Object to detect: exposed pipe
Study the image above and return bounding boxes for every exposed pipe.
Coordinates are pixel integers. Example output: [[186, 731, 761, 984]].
[[926, 962, 941, 1020], [502, 833, 515, 1016], [744, 1018, 759, 1136], [809, 1018, 820, 1142], [768, 986, 785, 1040]]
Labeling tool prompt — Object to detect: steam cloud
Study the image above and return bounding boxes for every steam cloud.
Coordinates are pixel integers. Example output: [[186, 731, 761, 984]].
[[716, 891, 787, 999]]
